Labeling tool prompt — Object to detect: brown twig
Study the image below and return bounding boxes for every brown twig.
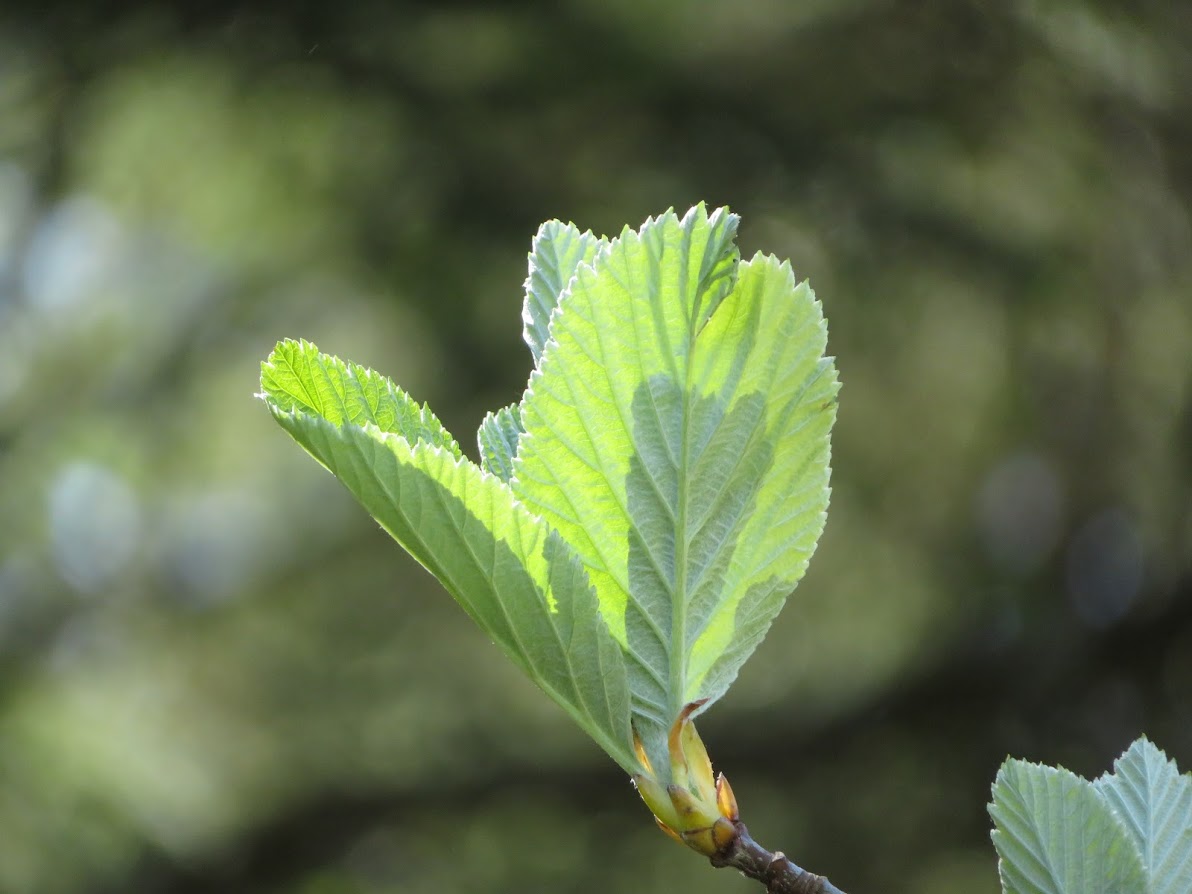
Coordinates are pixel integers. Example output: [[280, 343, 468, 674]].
[[709, 822, 847, 894]]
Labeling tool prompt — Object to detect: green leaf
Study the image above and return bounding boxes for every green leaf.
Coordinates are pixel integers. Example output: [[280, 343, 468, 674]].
[[478, 403, 522, 482], [1094, 737, 1192, 894], [989, 759, 1146, 894], [522, 220, 605, 364], [512, 205, 837, 770], [260, 339, 636, 772], [262, 206, 838, 783]]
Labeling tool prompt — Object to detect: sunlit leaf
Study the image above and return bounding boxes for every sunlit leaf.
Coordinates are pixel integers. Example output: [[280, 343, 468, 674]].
[[478, 403, 522, 482], [522, 220, 605, 364], [512, 205, 837, 771], [262, 206, 837, 783], [260, 340, 636, 772]]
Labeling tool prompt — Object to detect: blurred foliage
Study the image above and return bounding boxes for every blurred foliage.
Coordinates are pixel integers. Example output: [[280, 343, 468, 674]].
[[0, 1, 1189, 893]]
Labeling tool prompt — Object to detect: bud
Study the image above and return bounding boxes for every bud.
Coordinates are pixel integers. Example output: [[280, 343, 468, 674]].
[[632, 773, 681, 832], [631, 702, 742, 858], [680, 816, 737, 856], [633, 726, 654, 774], [716, 772, 739, 822], [667, 783, 721, 831], [670, 700, 716, 804]]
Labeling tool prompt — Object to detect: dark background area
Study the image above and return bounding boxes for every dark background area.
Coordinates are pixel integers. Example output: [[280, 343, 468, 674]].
[[0, 2, 1189, 892]]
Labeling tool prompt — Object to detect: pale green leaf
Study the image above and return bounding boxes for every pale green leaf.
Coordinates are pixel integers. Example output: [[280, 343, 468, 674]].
[[522, 220, 605, 364], [478, 403, 522, 482], [512, 205, 837, 771], [1094, 737, 1192, 894], [262, 206, 839, 781], [989, 759, 1146, 894], [260, 340, 636, 772]]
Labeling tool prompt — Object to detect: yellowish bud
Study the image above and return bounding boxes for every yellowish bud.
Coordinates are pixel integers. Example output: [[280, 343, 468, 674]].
[[632, 727, 654, 775], [679, 816, 739, 857], [715, 772, 739, 821], [666, 783, 720, 830], [679, 713, 716, 804], [634, 703, 744, 858], [633, 774, 681, 831], [711, 815, 738, 852], [667, 700, 709, 791]]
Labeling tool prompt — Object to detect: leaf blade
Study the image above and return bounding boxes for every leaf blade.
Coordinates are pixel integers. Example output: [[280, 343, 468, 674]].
[[478, 403, 523, 482], [523, 220, 605, 364], [512, 205, 835, 771], [260, 340, 636, 772], [1094, 737, 1192, 894], [514, 207, 740, 758], [684, 255, 838, 705], [989, 759, 1146, 894]]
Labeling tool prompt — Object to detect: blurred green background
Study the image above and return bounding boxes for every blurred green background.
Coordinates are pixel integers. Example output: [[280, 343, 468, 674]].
[[1, 2, 1190, 892]]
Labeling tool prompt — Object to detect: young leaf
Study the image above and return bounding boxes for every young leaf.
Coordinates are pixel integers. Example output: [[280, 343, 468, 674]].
[[1094, 737, 1192, 894], [260, 340, 636, 772], [522, 220, 605, 364], [512, 205, 838, 772], [261, 206, 838, 796], [989, 759, 1146, 894], [478, 403, 522, 482]]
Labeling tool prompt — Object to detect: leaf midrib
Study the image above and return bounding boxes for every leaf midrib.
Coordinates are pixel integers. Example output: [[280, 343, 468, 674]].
[[603, 232, 694, 722], [666, 226, 730, 721]]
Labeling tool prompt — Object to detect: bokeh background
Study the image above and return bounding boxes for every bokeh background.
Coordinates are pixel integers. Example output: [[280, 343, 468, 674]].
[[1, 2, 1190, 892]]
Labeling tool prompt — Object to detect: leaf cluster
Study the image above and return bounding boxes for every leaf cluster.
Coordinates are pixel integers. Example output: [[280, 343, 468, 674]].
[[259, 205, 838, 780], [990, 737, 1192, 894]]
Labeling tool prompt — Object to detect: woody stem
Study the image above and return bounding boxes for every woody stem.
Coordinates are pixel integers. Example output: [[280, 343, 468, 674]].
[[709, 822, 847, 894]]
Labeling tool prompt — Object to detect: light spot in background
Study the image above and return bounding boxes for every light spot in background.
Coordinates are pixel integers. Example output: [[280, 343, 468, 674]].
[[48, 461, 141, 594], [1066, 509, 1145, 628], [159, 490, 268, 605], [22, 197, 124, 314], [976, 451, 1063, 575]]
